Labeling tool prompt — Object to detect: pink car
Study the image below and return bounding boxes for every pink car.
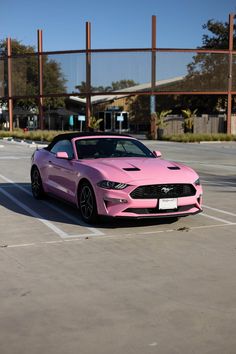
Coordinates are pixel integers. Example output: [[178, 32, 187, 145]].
[[31, 133, 203, 223]]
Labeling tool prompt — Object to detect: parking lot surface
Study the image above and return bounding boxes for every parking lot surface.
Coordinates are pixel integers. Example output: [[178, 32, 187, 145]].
[[0, 139, 236, 354]]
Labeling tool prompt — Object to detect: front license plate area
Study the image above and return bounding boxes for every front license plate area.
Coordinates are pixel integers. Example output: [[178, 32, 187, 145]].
[[159, 198, 177, 210]]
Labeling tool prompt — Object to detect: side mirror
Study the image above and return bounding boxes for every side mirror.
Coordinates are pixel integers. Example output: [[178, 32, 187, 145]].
[[153, 150, 162, 158], [56, 151, 69, 159]]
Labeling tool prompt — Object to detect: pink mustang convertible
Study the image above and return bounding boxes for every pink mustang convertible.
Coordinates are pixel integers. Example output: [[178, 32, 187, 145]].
[[31, 133, 203, 223]]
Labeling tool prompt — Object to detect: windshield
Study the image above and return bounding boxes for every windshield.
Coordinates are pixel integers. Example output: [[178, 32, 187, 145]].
[[75, 138, 155, 159]]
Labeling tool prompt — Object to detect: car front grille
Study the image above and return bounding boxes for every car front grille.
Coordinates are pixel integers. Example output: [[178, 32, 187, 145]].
[[130, 184, 196, 199]]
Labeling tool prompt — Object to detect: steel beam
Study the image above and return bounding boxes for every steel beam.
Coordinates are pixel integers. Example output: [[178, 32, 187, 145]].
[[7, 38, 13, 132], [86, 22, 91, 130], [38, 29, 44, 130], [150, 15, 157, 139], [227, 13, 234, 134]]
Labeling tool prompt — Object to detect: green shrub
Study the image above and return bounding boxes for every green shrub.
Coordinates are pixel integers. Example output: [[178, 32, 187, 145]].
[[0, 129, 62, 142], [1, 130, 236, 143], [164, 133, 236, 142]]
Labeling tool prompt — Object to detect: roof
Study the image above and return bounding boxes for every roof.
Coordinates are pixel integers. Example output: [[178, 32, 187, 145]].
[[13, 107, 36, 115], [45, 108, 79, 116], [53, 132, 131, 141], [46, 132, 132, 150], [69, 76, 184, 106]]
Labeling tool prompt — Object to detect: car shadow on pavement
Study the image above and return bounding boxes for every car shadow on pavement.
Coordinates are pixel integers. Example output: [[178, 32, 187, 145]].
[[0, 182, 179, 229], [98, 216, 179, 229]]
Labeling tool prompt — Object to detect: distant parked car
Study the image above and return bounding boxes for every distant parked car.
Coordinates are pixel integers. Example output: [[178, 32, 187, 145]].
[[31, 132, 203, 224]]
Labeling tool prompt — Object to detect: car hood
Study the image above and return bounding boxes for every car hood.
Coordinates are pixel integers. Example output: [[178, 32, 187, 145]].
[[81, 157, 198, 184]]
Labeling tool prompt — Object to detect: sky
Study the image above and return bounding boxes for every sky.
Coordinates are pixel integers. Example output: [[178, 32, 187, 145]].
[[1, 0, 236, 51]]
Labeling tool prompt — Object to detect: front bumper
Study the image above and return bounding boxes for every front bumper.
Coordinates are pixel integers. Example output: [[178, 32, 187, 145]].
[[95, 185, 203, 219]]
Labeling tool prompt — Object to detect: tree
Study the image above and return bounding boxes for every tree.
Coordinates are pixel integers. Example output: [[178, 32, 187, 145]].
[[181, 108, 198, 132], [110, 80, 138, 90], [156, 110, 172, 129], [75, 79, 138, 94], [89, 116, 103, 130], [183, 19, 236, 112], [201, 19, 236, 49], [0, 39, 67, 109], [156, 109, 172, 140]]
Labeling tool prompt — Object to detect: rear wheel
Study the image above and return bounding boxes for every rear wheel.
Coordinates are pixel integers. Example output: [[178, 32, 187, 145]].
[[31, 166, 44, 199], [79, 181, 98, 224]]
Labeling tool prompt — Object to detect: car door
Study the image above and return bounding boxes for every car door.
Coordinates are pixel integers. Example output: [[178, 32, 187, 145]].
[[46, 140, 78, 203]]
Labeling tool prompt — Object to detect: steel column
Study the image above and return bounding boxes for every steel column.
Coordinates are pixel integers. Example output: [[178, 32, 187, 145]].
[[150, 15, 157, 139], [227, 13, 234, 134], [86, 22, 91, 130], [7, 38, 13, 132], [38, 29, 44, 130], [151, 15, 156, 90]]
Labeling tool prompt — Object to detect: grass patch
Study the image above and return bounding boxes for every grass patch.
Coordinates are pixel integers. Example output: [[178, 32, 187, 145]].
[[0, 130, 236, 143], [0, 130, 70, 142]]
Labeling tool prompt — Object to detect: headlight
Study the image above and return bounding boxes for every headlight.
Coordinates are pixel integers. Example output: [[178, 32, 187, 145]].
[[97, 180, 129, 190], [194, 178, 201, 186]]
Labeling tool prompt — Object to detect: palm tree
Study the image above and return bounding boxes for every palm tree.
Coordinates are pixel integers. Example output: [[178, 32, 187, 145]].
[[181, 108, 198, 133], [89, 116, 103, 131], [156, 110, 172, 128], [156, 110, 172, 139]]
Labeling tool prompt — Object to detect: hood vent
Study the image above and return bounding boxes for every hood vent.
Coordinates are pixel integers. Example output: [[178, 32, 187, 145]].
[[167, 166, 180, 170], [123, 167, 140, 171]]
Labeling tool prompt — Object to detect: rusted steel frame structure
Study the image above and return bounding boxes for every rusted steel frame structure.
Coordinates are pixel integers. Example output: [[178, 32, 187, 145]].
[[6, 38, 13, 131], [38, 30, 44, 130], [227, 13, 234, 134], [30, 46, 235, 97], [151, 15, 156, 95], [150, 15, 157, 138], [3, 13, 235, 133], [85, 21, 91, 130]]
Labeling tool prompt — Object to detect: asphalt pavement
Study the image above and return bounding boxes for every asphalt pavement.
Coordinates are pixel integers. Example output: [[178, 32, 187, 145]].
[[0, 139, 236, 354]]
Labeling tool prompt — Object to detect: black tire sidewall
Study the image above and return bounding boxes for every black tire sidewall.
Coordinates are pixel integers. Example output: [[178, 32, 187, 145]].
[[79, 182, 98, 224], [31, 167, 44, 199]]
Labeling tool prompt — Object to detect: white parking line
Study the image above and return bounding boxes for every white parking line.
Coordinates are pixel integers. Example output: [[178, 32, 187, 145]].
[[40, 202, 104, 237], [0, 186, 68, 238], [0, 173, 104, 238], [200, 212, 234, 225], [202, 179, 236, 187], [0, 156, 29, 159], [203, 204, 236, 217], [177, 161, 236, 169], [1, 173, 235, 239], [2, 222, 236, 249]]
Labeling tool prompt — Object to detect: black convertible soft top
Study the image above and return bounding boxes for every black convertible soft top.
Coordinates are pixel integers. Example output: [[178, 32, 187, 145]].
[[45, 132, 131, 150]]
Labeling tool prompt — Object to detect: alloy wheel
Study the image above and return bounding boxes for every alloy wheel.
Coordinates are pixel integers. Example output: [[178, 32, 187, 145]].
[[79, 183, 97, 223]]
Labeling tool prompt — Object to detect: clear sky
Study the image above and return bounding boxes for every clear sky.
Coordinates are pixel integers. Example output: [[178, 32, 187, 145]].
[[1, 0, 236, 51]]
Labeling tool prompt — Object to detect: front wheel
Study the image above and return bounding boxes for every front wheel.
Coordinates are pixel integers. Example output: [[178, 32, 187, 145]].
[[78, 182, 98, 224], [31, 166, 44, 199]]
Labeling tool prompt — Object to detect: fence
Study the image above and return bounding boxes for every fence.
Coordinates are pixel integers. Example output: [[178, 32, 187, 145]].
[[0, 14, 236, 133], [163, 115, 227, 135]]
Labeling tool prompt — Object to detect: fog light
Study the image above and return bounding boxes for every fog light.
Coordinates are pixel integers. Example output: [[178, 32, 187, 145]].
[[104, 197, 128, 204]]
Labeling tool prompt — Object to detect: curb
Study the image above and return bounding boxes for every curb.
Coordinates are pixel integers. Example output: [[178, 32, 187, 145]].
[[0, 137, 48, 148]]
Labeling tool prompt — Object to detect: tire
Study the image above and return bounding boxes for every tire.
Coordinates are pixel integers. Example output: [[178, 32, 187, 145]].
[[31, 166, 44, 199], [78, 181, 98, 224]]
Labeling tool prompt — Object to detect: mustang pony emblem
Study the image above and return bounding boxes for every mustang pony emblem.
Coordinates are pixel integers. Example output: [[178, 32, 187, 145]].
[[161, 187, 174, 194]]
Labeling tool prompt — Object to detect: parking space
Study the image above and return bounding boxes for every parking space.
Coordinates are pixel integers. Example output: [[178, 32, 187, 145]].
[[0, 172, 235, 247], [0, 139, 236, 354], [0, 140, 235, 247]]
